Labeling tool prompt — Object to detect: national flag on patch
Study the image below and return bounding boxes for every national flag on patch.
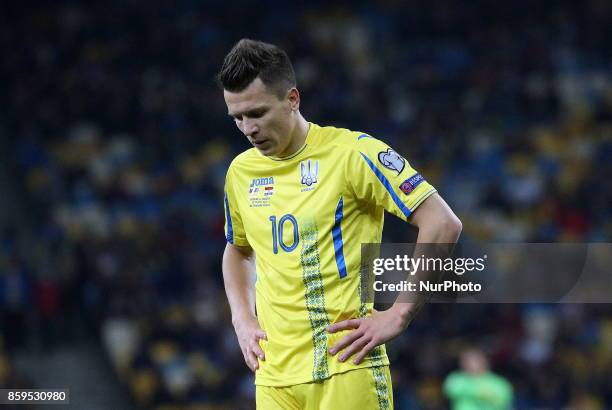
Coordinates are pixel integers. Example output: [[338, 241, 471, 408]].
[[263, 185, 274, 196]]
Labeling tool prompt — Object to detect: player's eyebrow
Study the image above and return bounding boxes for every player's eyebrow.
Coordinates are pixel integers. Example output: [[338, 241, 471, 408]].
[[228, 106, 269, 119]]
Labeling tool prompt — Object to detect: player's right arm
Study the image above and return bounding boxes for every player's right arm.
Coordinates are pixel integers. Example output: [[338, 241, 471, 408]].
[[222, 164, 266, 372], [222, 243, 267, 372]]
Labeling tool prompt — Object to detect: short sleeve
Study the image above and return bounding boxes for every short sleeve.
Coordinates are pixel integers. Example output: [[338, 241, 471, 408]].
[[223, 166, 249, 246], [346, 135, 437, 221]]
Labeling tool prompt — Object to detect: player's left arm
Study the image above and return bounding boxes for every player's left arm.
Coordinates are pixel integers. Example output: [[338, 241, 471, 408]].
[[388, 192, 462, 321], [328, 193, 462, 364]]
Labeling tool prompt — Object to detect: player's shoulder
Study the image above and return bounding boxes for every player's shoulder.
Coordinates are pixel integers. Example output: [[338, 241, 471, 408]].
[[227, 148, 261, 173], [443, 370, 466, 386], [315, 124, 397, 168], [313, 123, 383, 153]]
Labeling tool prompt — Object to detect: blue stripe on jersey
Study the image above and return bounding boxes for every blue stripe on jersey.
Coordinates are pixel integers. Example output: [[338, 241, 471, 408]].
[[332, 197, 348, 279], [224, 191, 234, 243], [357, 133, 371, 140], [359, 152, 413, 218]]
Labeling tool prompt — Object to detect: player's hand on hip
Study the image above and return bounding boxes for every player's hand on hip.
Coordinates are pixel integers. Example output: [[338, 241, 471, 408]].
[[327, 309, 405, 365], [233, 315, 267, 372]]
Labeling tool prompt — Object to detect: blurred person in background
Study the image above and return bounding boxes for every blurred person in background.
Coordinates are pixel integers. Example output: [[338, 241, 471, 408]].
[[444, 348, 513, 410], [219, 38, 461, 409]]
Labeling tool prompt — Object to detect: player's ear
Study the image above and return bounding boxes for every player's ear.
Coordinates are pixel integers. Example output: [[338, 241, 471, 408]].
[[287, 87, 300, 112]]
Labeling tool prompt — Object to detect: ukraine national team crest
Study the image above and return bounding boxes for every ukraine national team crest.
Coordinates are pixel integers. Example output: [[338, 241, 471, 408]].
[[248, 176, 274, 207], [300, 160, 319, 192]]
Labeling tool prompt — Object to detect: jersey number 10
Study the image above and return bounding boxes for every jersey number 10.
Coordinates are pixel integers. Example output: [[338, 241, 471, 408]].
[[269, 214, 299, 254]]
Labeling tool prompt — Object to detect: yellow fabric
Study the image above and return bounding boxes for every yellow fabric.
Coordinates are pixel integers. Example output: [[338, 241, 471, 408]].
[[224, 123, 436, 386], [256, 366, 394, 410]]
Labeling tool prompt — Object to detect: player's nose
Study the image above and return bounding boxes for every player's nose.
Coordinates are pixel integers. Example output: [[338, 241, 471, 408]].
[[243, 120, 259, 138]]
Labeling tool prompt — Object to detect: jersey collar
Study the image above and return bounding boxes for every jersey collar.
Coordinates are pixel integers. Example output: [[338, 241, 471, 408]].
[[266, 122, 316, 162]]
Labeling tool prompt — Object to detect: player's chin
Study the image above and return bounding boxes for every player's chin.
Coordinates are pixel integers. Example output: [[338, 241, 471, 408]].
[[256, 143, 277, 156]]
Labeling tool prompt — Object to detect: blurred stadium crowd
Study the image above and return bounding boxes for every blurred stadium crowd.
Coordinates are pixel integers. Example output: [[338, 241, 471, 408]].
[[1, 1, 611, 409]]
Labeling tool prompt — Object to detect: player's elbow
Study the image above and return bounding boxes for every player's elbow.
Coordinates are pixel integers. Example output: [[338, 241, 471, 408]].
[[428, 211, 462, 242], [411, 194, 462, 242], [440, 212, 462, 242]]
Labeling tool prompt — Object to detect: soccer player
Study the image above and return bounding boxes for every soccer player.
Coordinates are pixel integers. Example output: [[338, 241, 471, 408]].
[[219, 39, 462, 409], [443, 348, 513, 410]]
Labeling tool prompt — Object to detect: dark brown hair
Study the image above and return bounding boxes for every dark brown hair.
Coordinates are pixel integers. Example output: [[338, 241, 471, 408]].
[[216, 39, 296, 98]]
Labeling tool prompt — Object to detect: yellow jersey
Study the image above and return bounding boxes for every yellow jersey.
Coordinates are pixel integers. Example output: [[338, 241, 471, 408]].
[[223, 122, 436, 386]]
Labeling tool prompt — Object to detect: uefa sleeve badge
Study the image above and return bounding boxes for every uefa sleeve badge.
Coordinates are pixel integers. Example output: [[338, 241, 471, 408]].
[[378, 148, 405, 175], [399, 173, 424, 194]]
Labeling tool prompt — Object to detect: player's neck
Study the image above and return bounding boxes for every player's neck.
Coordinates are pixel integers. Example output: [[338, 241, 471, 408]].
[[277, 114, 309, 158]]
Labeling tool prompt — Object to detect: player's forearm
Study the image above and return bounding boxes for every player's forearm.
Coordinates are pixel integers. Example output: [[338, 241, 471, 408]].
[[392, 199, 462, 326], [222, 243, 257, 325]]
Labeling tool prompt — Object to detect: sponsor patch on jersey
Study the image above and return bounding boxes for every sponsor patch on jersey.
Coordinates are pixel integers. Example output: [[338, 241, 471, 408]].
[[248, 177, 274, 207], [378, 148, 405, 175], [399, 173, 424, 194], [300, 160, 319, 192], [250, 176, 274, 188]]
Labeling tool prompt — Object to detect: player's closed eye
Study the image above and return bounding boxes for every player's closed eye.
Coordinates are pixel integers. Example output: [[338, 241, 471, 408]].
[[230, 106, 269, 121], [247, 109, 266, 119]]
